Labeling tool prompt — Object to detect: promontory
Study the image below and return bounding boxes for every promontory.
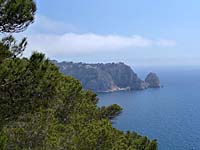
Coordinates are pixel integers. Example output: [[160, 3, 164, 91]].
[[53, 60, 160, 92]]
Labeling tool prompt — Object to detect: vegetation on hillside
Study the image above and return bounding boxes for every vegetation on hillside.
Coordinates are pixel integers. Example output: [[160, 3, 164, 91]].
[[0, 0, 157, 149]]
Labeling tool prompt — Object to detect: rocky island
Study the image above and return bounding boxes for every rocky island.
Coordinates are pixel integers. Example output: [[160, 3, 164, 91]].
[[53, 60, 160, 92], [145, 72, 160, 88]]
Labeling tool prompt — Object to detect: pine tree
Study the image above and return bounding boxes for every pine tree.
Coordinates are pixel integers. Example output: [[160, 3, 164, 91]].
[[0, 1, 158, 149]]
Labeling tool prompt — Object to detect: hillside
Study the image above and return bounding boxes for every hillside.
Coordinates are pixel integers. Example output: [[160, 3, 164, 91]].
[[53, 60, 160, 92]]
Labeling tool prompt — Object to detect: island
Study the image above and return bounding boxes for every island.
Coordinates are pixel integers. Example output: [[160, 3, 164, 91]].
[[52, 60, 160, 92], [145, 72, 160, 88]]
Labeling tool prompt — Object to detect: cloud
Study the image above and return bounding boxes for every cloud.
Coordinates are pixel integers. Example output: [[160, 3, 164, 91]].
[[19, 15, 176, 58], [25, 33, 176, 57]]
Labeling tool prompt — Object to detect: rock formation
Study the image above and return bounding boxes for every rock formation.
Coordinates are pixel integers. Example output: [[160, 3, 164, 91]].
[[145, 72, 160, 88], [53, 60, 160, 92]]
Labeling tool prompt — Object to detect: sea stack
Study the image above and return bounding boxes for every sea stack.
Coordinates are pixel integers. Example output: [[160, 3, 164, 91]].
[[145, 72, 160, 88]]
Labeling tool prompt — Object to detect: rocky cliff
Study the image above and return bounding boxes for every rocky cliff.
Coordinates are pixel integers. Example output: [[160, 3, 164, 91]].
[[145, 72, 160, 88], [53, 60, 160, 92]]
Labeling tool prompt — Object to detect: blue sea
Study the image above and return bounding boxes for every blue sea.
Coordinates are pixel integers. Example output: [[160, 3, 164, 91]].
[[98, 66, 200, 150]]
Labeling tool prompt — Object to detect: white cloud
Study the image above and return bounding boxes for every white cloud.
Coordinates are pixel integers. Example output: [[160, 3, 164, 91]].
[[25, 33, 176, 57], [18, 15, 177, 58]]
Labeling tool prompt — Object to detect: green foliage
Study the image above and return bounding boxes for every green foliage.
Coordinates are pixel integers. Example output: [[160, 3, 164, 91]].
[[1, 36, 27, 58], [0, 0, 36, 33], [0, 53, 62, 126], [0, 0, 158, 149], [99, 104, 122, 120], [0, 133, 7, 150], [0, 52, 158, 150]]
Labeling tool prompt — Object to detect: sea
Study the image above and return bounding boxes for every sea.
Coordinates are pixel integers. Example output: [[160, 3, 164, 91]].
[[98, 66, 200, 150]]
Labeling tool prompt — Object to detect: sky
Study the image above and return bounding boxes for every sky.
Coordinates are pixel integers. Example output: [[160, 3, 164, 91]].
[[18, 0, 200, 66]]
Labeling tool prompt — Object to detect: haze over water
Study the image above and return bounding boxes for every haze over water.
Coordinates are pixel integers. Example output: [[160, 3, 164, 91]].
[[98, 66, 200, 150]]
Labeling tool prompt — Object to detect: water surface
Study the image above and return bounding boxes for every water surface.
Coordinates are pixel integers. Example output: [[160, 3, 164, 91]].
[[98, 66, 200, 150]]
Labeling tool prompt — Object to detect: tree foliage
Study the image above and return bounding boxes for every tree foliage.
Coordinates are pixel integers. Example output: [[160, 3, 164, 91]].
[[0, 0, 36, 33], [0, 0, 158, 149]]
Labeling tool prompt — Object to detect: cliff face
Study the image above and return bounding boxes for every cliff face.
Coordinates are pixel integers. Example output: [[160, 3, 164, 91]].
[[53, 60, 159, 92], [145, 72, 160, 88]]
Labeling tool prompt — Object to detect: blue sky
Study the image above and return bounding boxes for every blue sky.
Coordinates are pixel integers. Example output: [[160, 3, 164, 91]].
[[20, 0, 200, 66]]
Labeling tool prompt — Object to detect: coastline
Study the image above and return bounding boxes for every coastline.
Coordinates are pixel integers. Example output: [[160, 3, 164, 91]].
[[95, 87, 131, 93]]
